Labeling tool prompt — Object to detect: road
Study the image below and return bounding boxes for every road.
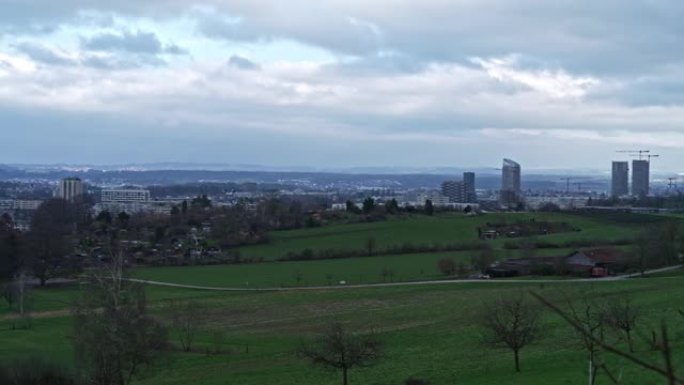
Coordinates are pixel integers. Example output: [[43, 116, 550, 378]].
[[126, 265, 683, 292]]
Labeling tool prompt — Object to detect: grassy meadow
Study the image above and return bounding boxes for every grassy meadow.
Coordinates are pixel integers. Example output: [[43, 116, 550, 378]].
[[2, 211, 683, 385], [1, 273, 684, 385], [235, 211, 645, 261], [131, 211, 662, 289]]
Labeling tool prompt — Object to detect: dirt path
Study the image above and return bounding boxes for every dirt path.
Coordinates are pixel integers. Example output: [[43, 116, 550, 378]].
[[1, 266, 679, 322], [126, 265, 683, 292]]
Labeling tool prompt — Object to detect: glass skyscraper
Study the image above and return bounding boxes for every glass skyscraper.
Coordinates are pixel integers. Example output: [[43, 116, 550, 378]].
[[500, 158, 521, 205]]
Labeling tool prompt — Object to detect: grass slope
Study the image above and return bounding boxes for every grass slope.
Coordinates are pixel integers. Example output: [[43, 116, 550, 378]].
[[1, 276, 683, 385], [131, 211, 660, 289], [236, 212, 653, 261]]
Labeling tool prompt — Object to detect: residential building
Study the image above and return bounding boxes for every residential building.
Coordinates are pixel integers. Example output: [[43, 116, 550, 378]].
[[525, 196, 588, 210], [416, 191, 450, 206], [0, 200, 43, 211], [55, 177, 84, 202], [500, 158, 521, 206], [441, 180, 465, 203], [94, 201, 173, 216], [101, 189, 151, 203], [611, 161, 629, 197], [632, 159, 649, 197], [441, 172, 477, 203], [463, 172, 476, 203]]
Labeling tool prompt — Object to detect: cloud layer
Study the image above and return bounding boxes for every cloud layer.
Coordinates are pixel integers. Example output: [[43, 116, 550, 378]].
[[1, 1, 684, 171]]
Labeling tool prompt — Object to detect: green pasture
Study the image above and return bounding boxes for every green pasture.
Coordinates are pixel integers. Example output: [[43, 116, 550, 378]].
[[235, 211, 661, 261], [131, 247, 583, 288], [1, 276, 683, 385], [129, 211, 665, 289], [1, 211, 682, 385], [132, 252, 472, 288]]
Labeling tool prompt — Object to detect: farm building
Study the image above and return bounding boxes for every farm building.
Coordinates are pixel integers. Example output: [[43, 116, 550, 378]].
[[563, 248, 626, 277], [486, 256, 561, 277], [485, 247, 627, 278]]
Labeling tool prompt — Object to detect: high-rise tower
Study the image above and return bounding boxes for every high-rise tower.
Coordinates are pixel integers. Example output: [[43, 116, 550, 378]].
[[632, 160, 650, 197], [611, 161, 629, 197], [500, 158, 521, 205], [56, 177, 84, 202], [463, 172, 476, 203]]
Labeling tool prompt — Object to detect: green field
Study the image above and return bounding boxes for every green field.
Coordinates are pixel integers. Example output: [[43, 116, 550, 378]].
[[235, 212, 654, 261], [2, 275, 684, 385], [131, 247, 588, 288], [130, 212, 658, 289], [2, 211, 682, 385]]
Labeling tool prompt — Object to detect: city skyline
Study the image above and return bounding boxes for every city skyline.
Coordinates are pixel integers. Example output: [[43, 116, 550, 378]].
[[3, 2, 684, 170]]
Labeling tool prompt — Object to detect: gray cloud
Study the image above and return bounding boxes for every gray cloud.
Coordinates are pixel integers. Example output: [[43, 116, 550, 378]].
[[193, 7, 385, 56], [164, 44, 188, 55], [79, 29, 187, 56], [227, 55, 259, 70], [5, 1, 684, 169], [81, 30, 163, 53], [13, 42, 75, 65], [4, 1, 684, 74], [80, 54, 165, 69]]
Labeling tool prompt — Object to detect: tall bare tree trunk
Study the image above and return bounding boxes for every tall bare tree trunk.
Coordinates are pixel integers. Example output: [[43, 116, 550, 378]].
[[514, 349, 520, 372], [18, 272, 25, 316]]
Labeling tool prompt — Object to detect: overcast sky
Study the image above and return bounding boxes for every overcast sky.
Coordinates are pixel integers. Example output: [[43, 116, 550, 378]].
[[2, 1, 684, 172]]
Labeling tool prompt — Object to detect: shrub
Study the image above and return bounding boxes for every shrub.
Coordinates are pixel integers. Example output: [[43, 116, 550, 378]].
[[437, 258, 456, 276], [0, 356, 76, 385]]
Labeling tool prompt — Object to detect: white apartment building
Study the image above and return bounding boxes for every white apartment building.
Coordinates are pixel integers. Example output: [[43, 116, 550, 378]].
[[101, 189, 151, 203], [0, 200, 43, 211], [416, 192, 450, 207], [94, 201, 173, 216]]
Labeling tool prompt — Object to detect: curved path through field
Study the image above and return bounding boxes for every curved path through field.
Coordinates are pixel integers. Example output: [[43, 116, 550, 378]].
[[128, 265, 683, 292], [0, 266, 680, 322]]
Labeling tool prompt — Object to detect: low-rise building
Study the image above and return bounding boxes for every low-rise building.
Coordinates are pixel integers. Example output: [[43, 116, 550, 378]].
[[101, 189, 151, 202], [563, 248, 625, 277], [94, 201, 174, 216], [526, 196, 588, 210], [0, 200, 43, 211]]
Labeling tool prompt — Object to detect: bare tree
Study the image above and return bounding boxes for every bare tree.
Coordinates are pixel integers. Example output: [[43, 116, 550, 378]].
[[380, 266, 395, 282], [472, 245, 495, 274], [293, 270, 304, 286], [631, 230, 652, 277], [531, 291, 684, 385], [479, 292, 542, 372], [0, 213, 22, 283], [437, 258, 456, 276], [298, 323, 382, 385], [564, 293, 608, 385], [365, 237, 377, 256], [28, 199, 77, 286], [166, 299, 206, 352], [72, 250, 167, 385], [606, 296, 639, 353]]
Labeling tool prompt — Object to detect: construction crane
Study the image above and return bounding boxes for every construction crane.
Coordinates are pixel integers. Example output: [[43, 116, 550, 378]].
[[570, 180, 595, 194], [617, 150, 650, 160], [629, 154, 660, 162], [667, 177, 679, 194], [668, 177, 679, 192], [559, 177, 572, 194]]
